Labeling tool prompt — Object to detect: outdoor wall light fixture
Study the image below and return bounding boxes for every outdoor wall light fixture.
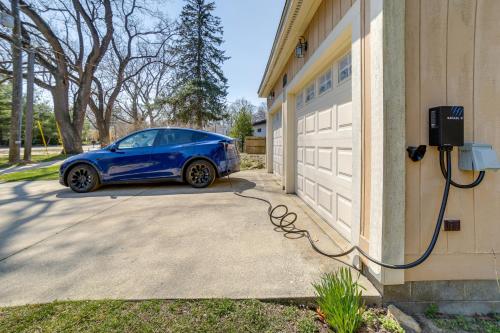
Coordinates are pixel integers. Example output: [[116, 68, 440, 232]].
[[295, 36, 308, 58]]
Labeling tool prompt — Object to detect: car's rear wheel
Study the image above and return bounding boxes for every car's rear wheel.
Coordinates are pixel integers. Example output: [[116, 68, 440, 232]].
[[185, 160, 216, 188], [67, 164, 99, 193]]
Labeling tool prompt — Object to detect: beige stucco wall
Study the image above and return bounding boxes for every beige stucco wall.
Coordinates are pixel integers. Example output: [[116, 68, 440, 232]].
[[404, 0, 500, 281]]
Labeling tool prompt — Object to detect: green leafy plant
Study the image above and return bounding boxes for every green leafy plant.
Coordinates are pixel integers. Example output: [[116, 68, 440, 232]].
[[425, 303, 439, 319], [361, 308, 404, 333], [380, 314, 404, 333], [313, 268, 365, 333]]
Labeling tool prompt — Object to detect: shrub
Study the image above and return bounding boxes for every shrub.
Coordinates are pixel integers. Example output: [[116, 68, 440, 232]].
[[425, 303, 439, 319], [313, 268, 365, 333]]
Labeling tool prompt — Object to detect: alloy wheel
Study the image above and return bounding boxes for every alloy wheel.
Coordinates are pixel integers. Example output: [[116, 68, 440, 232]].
[[189, 163, 211, 186], [70, 167, 93, 191]]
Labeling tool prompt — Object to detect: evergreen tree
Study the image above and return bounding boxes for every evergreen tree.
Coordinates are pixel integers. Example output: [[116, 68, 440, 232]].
[[168, 0, 229, 128]]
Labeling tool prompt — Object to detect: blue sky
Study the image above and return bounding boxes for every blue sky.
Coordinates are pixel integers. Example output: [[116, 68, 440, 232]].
[[166, 0, 285, 107]]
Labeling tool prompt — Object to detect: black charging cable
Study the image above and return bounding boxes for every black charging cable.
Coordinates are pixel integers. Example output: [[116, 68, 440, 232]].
[[439, 150, 485, 188], [234, 149, 467, 269]]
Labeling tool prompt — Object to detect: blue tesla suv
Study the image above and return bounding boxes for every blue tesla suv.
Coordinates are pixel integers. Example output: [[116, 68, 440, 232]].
[[59, 128, 240, 193]]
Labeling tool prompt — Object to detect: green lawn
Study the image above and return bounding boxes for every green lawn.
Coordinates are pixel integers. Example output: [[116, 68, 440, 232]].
[[0, 299, 321, 333], [0, 153, 66, 169], [0, 299, 408, 333], [0, 165, 60, 182]]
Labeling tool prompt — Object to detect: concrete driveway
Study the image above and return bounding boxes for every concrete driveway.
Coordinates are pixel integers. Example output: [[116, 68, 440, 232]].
[[0, 170, 378, 306]]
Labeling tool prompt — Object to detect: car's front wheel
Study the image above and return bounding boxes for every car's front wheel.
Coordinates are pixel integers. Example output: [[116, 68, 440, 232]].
[[67, 164, 99, 193], [185, 160, 216, 188]]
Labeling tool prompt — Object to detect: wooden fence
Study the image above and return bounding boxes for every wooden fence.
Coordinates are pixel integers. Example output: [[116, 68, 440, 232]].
[[244, 136, 266, 154]]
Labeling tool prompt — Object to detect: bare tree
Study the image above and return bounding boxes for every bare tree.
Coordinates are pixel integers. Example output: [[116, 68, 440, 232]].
[[254, 102, 267, 122], [113, 57, 173, 130], [88, 0, 174, 146], [0, 0, 114, 154]]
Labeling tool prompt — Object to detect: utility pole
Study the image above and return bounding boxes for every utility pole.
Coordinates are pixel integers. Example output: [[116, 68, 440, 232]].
[[23, 49, 34, 161], [8, 0, 23, 163]]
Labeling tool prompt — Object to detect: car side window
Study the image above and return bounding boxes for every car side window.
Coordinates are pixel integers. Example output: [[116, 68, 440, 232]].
[[155, 130, 172, 146], [164, 129, 208, 145], [118, 130, 159, 149]]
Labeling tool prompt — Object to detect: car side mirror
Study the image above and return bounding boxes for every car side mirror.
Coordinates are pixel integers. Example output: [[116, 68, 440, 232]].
[[109, 143, 118, 152]]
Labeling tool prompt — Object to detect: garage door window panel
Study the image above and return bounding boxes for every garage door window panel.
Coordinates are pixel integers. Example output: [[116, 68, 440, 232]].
[[318, 69, 333, 95], [305, 83, 315, 103], [296, 91, 304, 110], [338, 52, 352, 84]]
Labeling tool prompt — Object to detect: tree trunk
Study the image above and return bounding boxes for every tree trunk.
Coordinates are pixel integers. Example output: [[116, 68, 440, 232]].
[[52, 86, 83, 154], [90, 102, 111, 147], [8, 0, 22, 163], [23, 50, 35, 161], [97, 122, 110, 147]]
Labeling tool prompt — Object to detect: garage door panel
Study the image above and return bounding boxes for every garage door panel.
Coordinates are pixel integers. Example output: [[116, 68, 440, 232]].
[[315, 170, 352, 194], [305, 114, 316, 133], [336, 193, 352, 229], [317, 147, 333, 172], [318, 108, 333, 131], [297, 118, 304, 134], [297, 161, 303, 176], [318, 184, 333, 213], [272, 110, 283, 180], [337, 102, 353, 130], [304, 147, 315, 166], [297, 174, 304, 191], [304, 177, 316, 201], [297, 147, 303, 162], [336, 148, 353, 181]]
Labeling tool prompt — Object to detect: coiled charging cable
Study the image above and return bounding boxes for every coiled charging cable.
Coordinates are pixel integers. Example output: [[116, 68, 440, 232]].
[[233, 148, 481, 269]]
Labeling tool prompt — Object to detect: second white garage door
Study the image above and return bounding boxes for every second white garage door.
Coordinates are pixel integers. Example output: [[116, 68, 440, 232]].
[[296, 55, 354, 240], [272, 109, 283, 181]]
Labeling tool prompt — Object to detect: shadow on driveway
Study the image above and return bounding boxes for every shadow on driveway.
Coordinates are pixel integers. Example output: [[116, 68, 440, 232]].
[[55, 176, 256, 199]]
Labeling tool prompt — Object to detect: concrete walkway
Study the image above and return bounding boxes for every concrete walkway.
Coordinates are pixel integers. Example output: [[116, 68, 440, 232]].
[[0, 160, 63, 175], [0, 145, 97, 156], [0, 170, 379, 306]]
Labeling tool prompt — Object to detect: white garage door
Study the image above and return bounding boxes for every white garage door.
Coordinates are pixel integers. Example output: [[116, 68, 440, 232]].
[[272, 110, 283, 181], [296, 56, 354, 240]]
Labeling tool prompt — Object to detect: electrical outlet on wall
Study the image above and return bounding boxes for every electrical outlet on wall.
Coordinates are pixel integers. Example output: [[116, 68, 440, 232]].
[[444, 219, 460, 231]]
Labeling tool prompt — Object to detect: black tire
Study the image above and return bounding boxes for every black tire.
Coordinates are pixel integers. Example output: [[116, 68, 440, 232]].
[[185, 159, 216, 188], [67, 164, 100, 193]]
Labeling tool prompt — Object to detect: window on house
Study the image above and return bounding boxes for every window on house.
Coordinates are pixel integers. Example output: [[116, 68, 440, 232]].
[[338, 52, 352, 83], [257, 128, 262, 133], [318, 69, 332, 94], [305, 83, 315, 103], [296, 91, 304, 109]]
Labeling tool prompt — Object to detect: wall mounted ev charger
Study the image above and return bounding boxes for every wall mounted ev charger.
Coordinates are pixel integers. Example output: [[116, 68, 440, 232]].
[[429, 106, 464, 147]]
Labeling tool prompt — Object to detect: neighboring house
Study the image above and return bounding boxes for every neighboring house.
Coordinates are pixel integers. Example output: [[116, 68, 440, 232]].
[[252, 119, 266, 137], [259, 0, 500, 312]]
